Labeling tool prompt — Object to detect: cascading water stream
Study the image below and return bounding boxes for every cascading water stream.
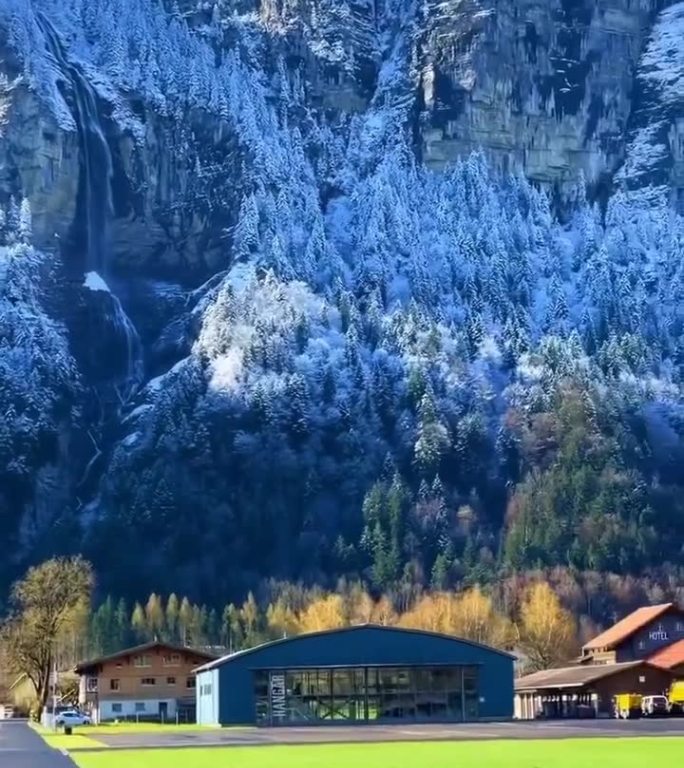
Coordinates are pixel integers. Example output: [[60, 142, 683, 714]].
[[38, 14, 143, 404]]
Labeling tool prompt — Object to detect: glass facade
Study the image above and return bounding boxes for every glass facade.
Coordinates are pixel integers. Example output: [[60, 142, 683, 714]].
[[254, 666, 479, 725]]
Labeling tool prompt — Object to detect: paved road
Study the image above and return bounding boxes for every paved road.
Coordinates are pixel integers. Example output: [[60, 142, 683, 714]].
[[0, 720, 76, 767], [92, 718, 684, 750]]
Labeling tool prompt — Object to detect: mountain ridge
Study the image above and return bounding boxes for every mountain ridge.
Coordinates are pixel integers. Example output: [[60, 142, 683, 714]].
[[0, 0, 683, 605]]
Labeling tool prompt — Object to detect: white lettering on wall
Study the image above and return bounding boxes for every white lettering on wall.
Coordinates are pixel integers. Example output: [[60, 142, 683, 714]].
[[648, 623, 668, 642], [269, 673, 286, 722]]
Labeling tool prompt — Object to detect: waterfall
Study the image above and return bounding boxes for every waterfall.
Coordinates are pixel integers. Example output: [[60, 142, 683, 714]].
[[38, 15, 143, 403]]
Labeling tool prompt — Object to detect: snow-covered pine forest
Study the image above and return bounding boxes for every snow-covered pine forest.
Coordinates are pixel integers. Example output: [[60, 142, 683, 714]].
[[1, 0, 684, 608]]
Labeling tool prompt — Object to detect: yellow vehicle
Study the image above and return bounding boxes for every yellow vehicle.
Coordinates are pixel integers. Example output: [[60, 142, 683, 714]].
[[613, 693, 642, 719], [668, 681, 684, 715]]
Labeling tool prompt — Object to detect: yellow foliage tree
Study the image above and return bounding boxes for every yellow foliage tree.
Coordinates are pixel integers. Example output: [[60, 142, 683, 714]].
[[266, 599, 299, 639], [517, 581, 578, 671], [296, 594, 345, 633], [371, 596, 399, 626], [398, 588, 512, 649], [450, 588, 513, 648]]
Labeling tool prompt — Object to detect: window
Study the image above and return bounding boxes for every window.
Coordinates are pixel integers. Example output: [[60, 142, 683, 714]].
[[166, 677, 176, 686], [638, 640, 646, 650], [186, 677, 196, 689], [86, 677, 98, 693], [110, 679, 120, 691], [163, 654, 181, 667], [141, 678, 156, 687], [133, 655, 151, 668], [201, 684, 212, 696], [135, 702, 145, 713], [111, 703, 122, 714], [676, 621, 684, 632], [253, 666, 475, 725]]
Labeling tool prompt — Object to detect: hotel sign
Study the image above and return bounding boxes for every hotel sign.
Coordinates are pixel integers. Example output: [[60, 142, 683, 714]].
[[649, 623, 668, 642], [269, 672, 286, 722]]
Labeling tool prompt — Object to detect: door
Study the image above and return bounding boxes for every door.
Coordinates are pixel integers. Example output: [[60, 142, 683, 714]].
[[159, 702, 168, 723]]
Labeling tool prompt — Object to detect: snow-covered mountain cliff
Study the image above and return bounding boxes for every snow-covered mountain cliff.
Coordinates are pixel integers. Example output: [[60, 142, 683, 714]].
[[1, 0, 683, 600]]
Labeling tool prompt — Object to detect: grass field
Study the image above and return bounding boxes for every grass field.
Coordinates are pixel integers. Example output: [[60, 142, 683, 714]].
[[69, 737, 684, 768], [31, 721, 223, 751], [34, 721, 221, 735]]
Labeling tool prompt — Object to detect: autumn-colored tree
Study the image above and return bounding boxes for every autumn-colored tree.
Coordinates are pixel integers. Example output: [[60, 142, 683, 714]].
[[1, 557, 93, 717], [450, 588, 513, 648], [178, 597, 193, 646], [296, 594, 345, 633], [398, 588, 511, 649], [342, 583, 375, 625], [221, 604, 244, 651], [131, 602, 147, 641], [371, 596, 398, 626], [266, 598, 298, 639], [166, 594, 179, 642], [145, 593, 165, 640], [517, 581, 578, 671], [241, 592, 261, 646]]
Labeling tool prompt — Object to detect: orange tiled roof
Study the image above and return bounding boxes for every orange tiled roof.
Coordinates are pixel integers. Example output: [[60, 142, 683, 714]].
[[649, 638, 684, 670], [583, 603, 675, 651]]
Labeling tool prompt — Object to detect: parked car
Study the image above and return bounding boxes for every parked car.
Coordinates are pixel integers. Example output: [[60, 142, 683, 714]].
[[55, 710, 91, 727], [641, 695, 669, 717]]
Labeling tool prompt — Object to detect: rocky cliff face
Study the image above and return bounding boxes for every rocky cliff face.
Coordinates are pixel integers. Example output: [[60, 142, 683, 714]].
[[415, 0, 656, 189], [1, 0, 682, 277]]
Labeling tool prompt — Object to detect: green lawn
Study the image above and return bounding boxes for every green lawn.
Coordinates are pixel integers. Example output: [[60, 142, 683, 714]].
[[32, 721, 221, 737], [70, 738, 684, 768], [31, 721, 225, 750]]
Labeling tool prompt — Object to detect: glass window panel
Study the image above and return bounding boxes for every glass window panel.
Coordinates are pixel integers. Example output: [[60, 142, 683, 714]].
[[253, 665, 476, 725]]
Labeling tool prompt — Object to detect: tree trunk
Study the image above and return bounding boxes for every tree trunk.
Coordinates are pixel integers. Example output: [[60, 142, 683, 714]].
[[36, 657, 51, 721]]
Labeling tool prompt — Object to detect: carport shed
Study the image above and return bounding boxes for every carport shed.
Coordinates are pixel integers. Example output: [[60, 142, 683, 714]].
[[515, 661, 673, 719]]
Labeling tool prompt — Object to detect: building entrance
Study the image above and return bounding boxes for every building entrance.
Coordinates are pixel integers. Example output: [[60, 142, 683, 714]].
[[254, 665, 479, 725]]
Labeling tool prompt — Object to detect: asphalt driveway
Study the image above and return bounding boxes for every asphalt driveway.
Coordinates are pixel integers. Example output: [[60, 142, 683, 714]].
[[0, 720, 76, 767]]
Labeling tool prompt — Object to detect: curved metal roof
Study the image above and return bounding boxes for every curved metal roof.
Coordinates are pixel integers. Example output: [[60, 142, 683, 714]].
[[194, 623, 515, 673]]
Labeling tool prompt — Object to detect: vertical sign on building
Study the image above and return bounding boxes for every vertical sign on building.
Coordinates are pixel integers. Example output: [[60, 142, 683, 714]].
[[269, 672, 287, 724]]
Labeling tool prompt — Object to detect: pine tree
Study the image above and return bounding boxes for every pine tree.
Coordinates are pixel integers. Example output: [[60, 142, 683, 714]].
[[18, 198, 32, 244], [145, 593, 165, 640], [179, 597, 193, 646], [166, 594, 179, 642], [414, 387, 449, 474], [131, 602, 147, 641]]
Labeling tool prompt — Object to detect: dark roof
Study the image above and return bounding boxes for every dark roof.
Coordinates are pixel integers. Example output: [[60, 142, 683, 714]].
[[195, 623, 515, 673], [75, 641, 217, 674], [515, 660, 664, 692], [583, 603, 675, 651], [648, 639, 684, 670]]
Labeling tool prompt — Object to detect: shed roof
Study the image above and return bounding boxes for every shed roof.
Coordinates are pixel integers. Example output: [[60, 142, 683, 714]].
[[75, 640, 217, 674], [582, 603, 675, 651], [195, 623, 515, 673], [515, 660, 662, 692], [648, 638, 684, 670]]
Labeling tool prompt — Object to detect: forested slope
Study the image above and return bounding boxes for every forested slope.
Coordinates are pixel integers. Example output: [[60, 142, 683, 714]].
[[0, 0, 683, 619]]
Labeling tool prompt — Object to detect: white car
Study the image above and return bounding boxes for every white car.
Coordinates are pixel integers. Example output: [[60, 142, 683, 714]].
[[55, 710, 91, 727]]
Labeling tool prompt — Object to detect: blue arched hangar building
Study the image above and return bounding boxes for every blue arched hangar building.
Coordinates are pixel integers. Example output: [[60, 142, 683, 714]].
[[195, 624, 514, 726]]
